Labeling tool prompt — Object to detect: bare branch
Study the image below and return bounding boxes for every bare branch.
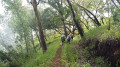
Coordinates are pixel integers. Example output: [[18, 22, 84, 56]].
[[116, 0, 120, 5], [37, 0, 40, 5], [76, 3, 101, 26], [111, 0, 119, 8], [61, 0, 62, 5], [27, 0, 32, 4]]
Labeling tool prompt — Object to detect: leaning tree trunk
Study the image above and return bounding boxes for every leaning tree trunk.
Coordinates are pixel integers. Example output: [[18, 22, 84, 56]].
[[32, 0, 47, 53], [61, 18, 67, 36], [67, 0, 84, 37]]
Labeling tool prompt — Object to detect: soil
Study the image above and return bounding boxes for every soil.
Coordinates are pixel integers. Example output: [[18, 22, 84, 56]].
[[51, 45, 64, 67]]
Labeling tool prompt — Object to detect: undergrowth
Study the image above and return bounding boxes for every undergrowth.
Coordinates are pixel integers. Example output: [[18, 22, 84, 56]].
[[22, 39, 61, 67], [61, 36, 80, 67]]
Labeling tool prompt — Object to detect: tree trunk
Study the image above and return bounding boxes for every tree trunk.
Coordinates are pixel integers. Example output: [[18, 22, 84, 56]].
[[36, 31, 41, 48], [101, 17, 104, 24], [48, 0, 67, 36], [58, 7, 67, 36], [108, 1, 110, 30], [67, 0, 84, 37], [24, 36, 29, 53], [31, 30, 36, 52], [62, 18, 67, 36], [56, 1, 67, 36], [32, 0, 47, 53]]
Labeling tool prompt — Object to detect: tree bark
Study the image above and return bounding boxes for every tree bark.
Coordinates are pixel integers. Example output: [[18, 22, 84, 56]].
[[32, 0, 47, 53], [35, 31, 41, 48], [67, 0, 84, 37], [31, 30, 36, 52]]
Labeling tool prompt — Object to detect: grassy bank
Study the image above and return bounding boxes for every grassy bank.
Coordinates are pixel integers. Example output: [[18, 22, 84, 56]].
[[22, 38, 61, 67]]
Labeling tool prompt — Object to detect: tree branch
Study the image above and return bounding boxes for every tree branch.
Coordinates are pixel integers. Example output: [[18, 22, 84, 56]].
[[76, 4, 101, 26], [27, 0, 32, 4], [37, 0, 40, 5], [116, 0, 120, 5], [111, 0, 119, 8]]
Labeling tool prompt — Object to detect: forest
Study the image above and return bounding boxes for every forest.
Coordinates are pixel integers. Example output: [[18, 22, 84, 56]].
[[0, 0, 120, 67]]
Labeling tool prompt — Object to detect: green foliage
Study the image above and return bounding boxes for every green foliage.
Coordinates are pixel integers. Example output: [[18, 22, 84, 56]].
[[89, 43, 95, 49], [113, 9, 120, 23], [0, 51, 8, 61], [82, 47, 88, 55], [84, 25, 107, 39], [82, 62, 91, 67], [1, 0, 120, 67], [0, 62, 9, 67], [96, 57, 111, 67], [41, 8, 61, 30], [61, 37, 79, 67], [100, 25, 120, 41], [84, 24, 120, 42], [22, 39, 61, 67]]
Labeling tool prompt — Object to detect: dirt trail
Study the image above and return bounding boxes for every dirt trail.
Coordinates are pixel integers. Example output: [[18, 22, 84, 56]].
[[51, 45, 64, 67]]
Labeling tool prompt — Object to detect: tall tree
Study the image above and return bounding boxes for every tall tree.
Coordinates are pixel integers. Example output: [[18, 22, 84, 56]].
[[3, 0, 31, 53], [67, 0, 84, 37], [31, 0, 47, 53], [47, 0, 69, 36]]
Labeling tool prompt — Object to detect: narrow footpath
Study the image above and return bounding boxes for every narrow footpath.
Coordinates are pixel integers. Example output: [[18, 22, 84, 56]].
[[51, 45, 64, 67]]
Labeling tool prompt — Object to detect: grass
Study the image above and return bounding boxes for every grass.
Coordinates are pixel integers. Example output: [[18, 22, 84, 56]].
[[2, 24, 120, 67], [60, 24, 120, 67], [22, 38, 61, 67], [61, 36, 80, 67]]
